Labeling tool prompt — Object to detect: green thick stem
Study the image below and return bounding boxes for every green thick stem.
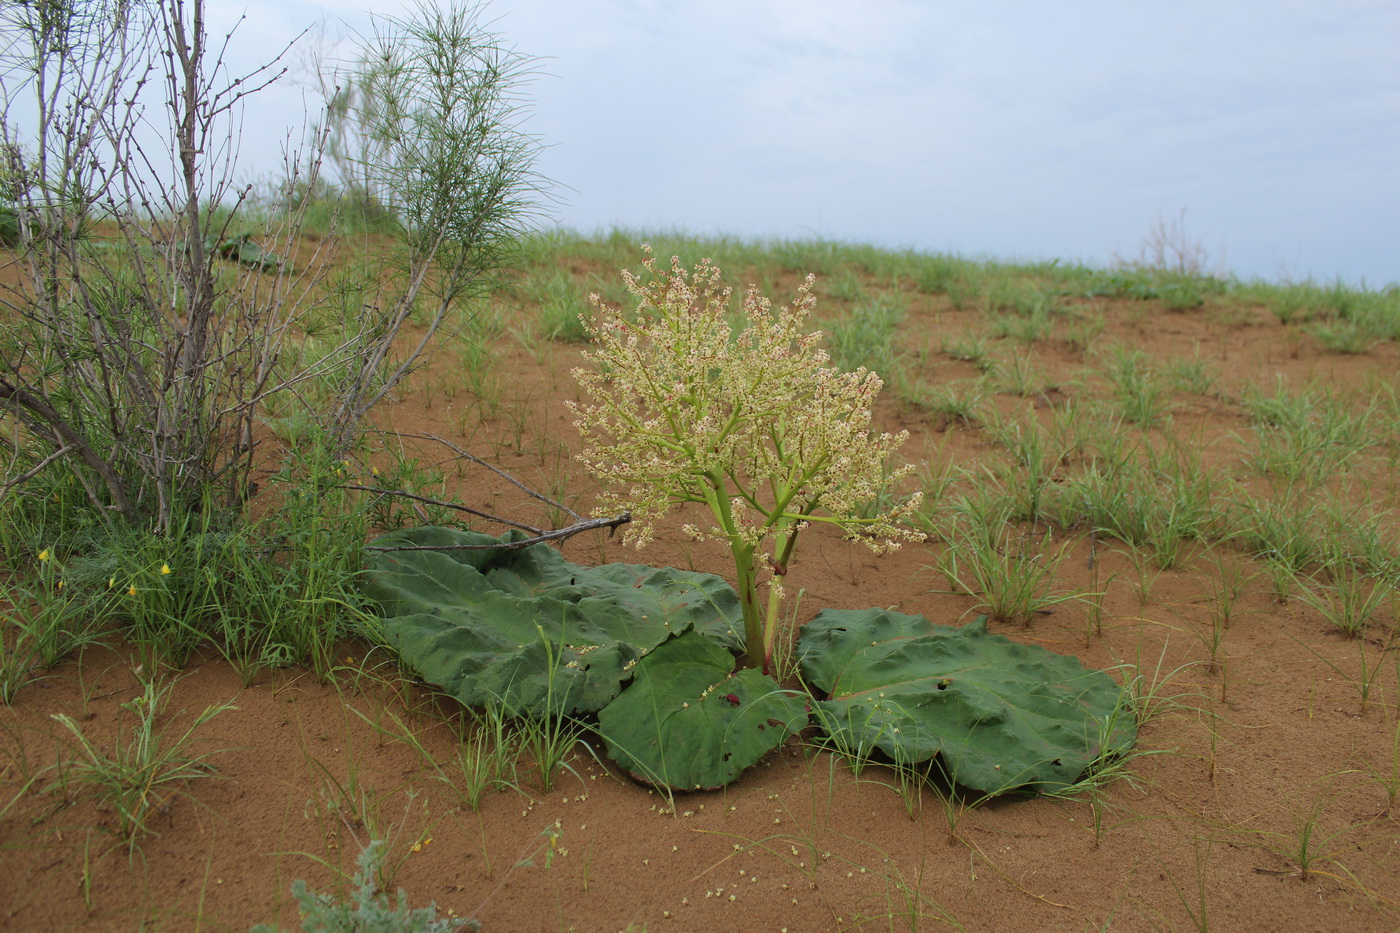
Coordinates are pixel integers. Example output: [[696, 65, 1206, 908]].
[[762, 575, 782, 668], [732, 542, 765, 671], [701, 472, 767, 671], [760, 526, 801, 670], [705, 470, 812, 672]]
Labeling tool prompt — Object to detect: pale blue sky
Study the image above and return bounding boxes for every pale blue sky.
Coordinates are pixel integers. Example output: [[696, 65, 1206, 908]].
[[217, 0, 1399, 284]]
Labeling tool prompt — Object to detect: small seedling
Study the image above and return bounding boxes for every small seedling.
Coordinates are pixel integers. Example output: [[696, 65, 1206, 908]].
[[1287, 626, 1397, 716], [1167, 840, 1214, 933], [1111, 639, 1207, 729], [1080, 532, 1117, 642]]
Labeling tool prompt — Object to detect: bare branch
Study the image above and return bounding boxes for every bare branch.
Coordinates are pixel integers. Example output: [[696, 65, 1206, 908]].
[[418, 432, 581, 522], [363, 510, 631, 553], [337, 483, 543, 535], [0, 376, 135, 518], [0, 443, 75, 502]]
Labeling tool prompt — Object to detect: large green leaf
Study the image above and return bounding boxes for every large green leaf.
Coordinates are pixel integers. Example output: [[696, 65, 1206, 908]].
[[362, 527, 744, 717], [799, 609, 1136, 795], [597, 629, 808, 791]]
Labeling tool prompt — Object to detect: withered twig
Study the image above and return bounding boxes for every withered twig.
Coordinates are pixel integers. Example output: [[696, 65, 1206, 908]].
[[363, 509, 630, 552], [337, 484, 544, 535], [0, 443, 76, 501], [349, 433, 607, 550], [419, 432, 582, 523]]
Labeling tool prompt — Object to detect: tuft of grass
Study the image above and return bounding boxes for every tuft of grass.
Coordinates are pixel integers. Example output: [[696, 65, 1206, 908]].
[[521, 268, 592, 343], [45, 676, 237, 855], [979, 408, 1067, 523], [944, 274, 983, 311], [824, 292, 907, 376], [910, 253, 967, 294], [1192, 549, 1254, 676], [1167, 841, 1215, 933], [495, 636, 590, 795], [1042, 696, 1169, 848], [1369, 710, 1400, 816], [1252, 280, 1324, 325], [803, 697, 899, 780], [940, 330, 995, 371], [1231, 777, 1372, 886], [986, 304, 1053, 344], [1100, 345, 1173, 426], [766, 586, 807, 686], [991, 351, 1048, 397], [1164, 348, 1219, 396], [1242, 383, 1376, 487], [1307, 318, 1382, 355], [1292, 563, 1393, 639], [1060, 306, 1106, 357], [345, 686, 521, 813], [923, 760, 1003, 847], [1047, 444, 1224, 572], [0, 550, 111, 701], [1289, 625, 1396, 717], [1112, 639, 1207, 729], [450, 702, 525, 811], [1230, 491, 1324, 578], [934, 504, 1078, 626], [904, 377, 988, 427]]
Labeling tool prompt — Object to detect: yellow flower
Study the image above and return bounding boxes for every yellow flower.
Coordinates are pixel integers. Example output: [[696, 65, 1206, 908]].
[[38, 549, 50, 561], [160, 563, 172, 575], [127, 585, 137, 596], [108, 577, 116, 589]]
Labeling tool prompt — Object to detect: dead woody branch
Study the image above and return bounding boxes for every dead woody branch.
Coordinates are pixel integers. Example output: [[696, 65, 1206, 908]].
[[350, 432, 629, 551]]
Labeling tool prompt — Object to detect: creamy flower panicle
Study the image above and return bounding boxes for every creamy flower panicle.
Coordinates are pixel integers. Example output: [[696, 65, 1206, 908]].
[[569, 249, 923, 669]]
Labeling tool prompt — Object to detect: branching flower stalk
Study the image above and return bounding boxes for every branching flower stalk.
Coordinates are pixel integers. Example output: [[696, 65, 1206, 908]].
[[571, 250, 924, 670]]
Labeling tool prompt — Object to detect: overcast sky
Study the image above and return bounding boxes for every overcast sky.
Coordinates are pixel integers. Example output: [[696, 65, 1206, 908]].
[[216, 0, 1399, 285]]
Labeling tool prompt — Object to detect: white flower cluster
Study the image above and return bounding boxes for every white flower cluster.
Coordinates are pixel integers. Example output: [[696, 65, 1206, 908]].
[[569, 248, 924, 555]]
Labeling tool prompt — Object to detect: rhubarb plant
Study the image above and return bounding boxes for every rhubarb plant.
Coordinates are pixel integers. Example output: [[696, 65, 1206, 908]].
[[570, 250, 923, 670]]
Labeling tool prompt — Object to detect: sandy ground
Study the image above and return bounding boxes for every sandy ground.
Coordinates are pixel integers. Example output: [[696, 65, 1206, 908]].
[[3, 263, 1399, 932]]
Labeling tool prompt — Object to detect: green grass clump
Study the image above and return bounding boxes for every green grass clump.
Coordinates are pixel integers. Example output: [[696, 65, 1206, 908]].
[[1100, 345, 1174, 426], [46, 676, 236, 854], [0, 431, 441, 695], [824, 292, 907, 375], [932, 493, 1078, 625], [1043, 442, 1225, 572], [522, 268, 592, 342], [1241, 381, 1377, 486], [0, 549, 112, 701]]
